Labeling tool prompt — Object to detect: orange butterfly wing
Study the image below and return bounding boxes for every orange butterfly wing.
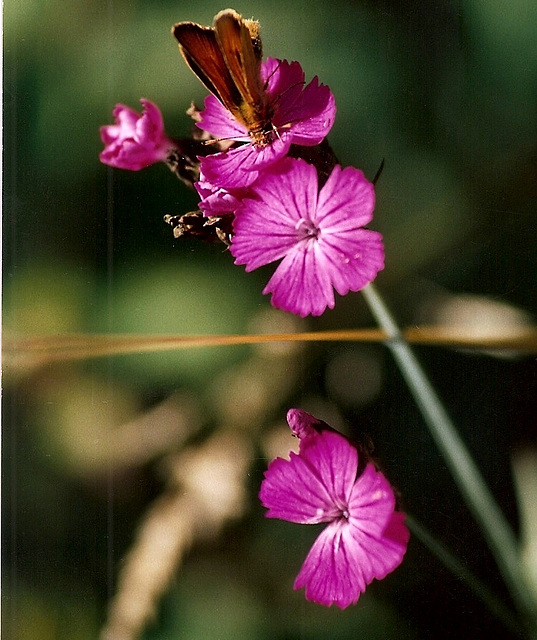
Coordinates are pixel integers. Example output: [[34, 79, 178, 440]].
[[172, 21, 242, 115], [173, 10, 271, 133]]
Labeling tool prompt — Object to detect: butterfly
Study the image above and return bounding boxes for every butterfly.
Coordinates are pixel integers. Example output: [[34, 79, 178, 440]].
[[172, 9, 276, 147]]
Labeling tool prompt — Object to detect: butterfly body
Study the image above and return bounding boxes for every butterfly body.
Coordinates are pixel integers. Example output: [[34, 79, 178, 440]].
[[173, 9, 275, 147]]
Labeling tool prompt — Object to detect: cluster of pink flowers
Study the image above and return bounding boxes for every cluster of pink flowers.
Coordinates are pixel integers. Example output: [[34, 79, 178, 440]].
[[100, 57, 384, 318], [100, 15, 407, 609]]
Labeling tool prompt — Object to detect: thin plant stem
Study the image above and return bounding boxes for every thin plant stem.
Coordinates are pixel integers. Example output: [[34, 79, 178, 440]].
[[361, 283, 537, 631], [4, 325, 537, 370], [406, 514, 524, 638]]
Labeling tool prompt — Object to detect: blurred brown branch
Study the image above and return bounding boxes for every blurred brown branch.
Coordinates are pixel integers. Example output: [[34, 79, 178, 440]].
[[100, 430, 253, 640]]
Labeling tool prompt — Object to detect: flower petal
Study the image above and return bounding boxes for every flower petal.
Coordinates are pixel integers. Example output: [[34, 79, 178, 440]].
[[200, 135, 291, 189], [230, 159, 318, 269], [278, 76, 337, 146], [231, 199, 297, 268], [259, 431, 358, 524], [380, 511, 411, 570], [99, 99, 172, 171], [316, 229, 385, 296], [316, 165, 375, 229], [263, 240, 336, 317], [293, 519, 367, 608], [286, 408, 324, 441], [197, 95, 250, 141], [293, 464, 407, 608], [364, 511, 410, 581], [194, 172, 253, 216], [347, 463, 396, 538], [263, 58, 336, 146], [136, 98, 166, 142], [264, 58, 305, 104]]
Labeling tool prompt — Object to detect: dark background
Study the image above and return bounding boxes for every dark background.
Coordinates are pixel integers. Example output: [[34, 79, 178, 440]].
[[4, 0, 537, 638]]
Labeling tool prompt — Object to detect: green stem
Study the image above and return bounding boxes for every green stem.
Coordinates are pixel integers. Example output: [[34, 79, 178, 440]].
[[406, 515, 524, 638], [361, 283, 537, 631]]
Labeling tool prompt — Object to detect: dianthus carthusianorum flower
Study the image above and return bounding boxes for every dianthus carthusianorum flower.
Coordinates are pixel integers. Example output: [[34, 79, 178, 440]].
[[100, 99, 174, 171], [198, 58, 336, 188], [194, 176, 246, 216], [230, 158, 384, 317], [259, 409, 409, 609]]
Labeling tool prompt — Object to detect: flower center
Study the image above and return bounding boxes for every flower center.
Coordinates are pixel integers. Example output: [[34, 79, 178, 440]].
[[295, 219, 320, 241]]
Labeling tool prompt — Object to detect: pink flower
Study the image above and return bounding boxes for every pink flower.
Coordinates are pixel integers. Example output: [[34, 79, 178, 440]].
[[195, 176, 247, 216], [100, 99, 173, 170], [198, 58, 336, 188], [230, 158, 384, 317], [259, 409, 409, 609]]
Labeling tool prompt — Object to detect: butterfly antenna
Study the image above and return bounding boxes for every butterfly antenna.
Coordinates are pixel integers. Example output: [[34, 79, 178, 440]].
[[372, 158, 385, 185], [201, 135, 244, 146], [262, 60, 283, 89], [272, 81, 306, 105]]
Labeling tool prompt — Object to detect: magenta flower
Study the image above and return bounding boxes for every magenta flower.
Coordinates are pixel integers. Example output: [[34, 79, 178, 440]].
[[260, 409, 409, 609], [195, 176, 246, 216], [230, 158, 385, 317], [198, 58, 336, 188], [100, 99, 174, 170]]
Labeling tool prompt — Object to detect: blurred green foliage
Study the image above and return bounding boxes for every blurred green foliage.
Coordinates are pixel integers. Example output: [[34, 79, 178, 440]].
[[3, 1, 536, 639]]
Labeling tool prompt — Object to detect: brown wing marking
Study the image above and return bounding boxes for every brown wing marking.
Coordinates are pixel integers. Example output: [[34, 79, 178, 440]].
[[172, 22, 242, 113], [213, 9, 264, 109]]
